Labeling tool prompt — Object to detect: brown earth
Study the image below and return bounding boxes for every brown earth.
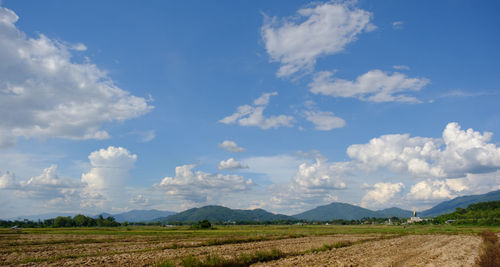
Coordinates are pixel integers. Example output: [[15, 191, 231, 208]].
[[254, 234, 481, 267], [1, 234, 380, 266]]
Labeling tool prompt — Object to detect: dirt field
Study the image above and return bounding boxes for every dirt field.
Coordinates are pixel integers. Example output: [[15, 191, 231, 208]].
[[0, 226, 494, 266], [255, 234, 481, 267]]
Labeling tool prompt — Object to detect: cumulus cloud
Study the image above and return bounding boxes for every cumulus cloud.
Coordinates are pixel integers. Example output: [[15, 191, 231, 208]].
[[407, 179, 468, 201], [219, 140, 246, 152], [218, 158, 248, 170], [0, 146, 140, 214], [219, 92, 294, 129], [0, 171, 17, 189], [292, 156, 348, 190], [266, 153, 350, 212], [361, 182, 404, 208], [81, 146, 137, 208], [0, 6, 153, 148], [347, 122, 500, 179], [0, 165, 82, 202], [304, 110, 346, 131], [154, 164, 254, 203], [261, 1, 374, 77], [309, 70, 430, 102]]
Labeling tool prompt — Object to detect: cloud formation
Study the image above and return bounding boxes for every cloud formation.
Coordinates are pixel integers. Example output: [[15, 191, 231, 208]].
[[218, 158, 249, 170], [219, 140, 246, 153], [0, 6, 153, 148], [361, 182, 404, 208], [347, 122, 500, 179], [292, 156, 348, 190], [81, 146, 137, 208], [309, 70, 429, 102], [0, 165, 82, 205], [155, 164, 254, 203], [262, 2, 374, 77], [407, 179, 468, 201], [304, 110, 346, 131], [219, 92, 294, 129]]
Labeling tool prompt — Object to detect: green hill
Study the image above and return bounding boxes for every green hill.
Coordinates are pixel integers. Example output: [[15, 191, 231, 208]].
[[157, 205, 294, 223], [293, 202, 380, 221], [435, 200, 500, 225], [420, 190, 500, 217]]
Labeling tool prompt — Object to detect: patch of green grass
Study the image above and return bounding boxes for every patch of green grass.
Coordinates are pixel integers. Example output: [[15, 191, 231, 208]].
[[156, 259, 176, 267], [181, 255, 203, 267]]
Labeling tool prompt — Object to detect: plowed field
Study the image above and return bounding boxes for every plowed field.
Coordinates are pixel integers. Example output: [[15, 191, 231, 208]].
[[0, 225, 493, 266]]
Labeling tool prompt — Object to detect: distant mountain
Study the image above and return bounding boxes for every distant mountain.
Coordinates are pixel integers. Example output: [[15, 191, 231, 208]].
[[376, 207, 413, 218], [157, 205, 294, 222], [420, 190, 500, 217], [293, 202, 380, 221], [95, 210, 176, 223]]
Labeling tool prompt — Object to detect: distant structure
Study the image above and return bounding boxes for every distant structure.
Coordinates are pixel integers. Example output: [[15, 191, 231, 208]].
[[407, 210, 422, 223]]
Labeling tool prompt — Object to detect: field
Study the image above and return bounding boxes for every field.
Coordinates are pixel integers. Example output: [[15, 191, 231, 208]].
[[0, 225, 498, 266]]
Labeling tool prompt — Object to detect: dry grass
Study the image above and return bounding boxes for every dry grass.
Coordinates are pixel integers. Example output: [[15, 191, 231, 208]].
[[476, 230, 500, 267]]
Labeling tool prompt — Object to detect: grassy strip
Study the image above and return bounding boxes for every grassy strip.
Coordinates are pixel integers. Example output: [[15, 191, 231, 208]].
[[476, 230, 500, 266]]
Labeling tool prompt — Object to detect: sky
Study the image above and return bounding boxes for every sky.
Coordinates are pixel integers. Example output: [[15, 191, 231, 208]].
[[1, 0, 500, 218]]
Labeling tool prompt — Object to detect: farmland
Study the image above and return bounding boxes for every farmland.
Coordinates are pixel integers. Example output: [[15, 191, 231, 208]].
[[0, 225, 497, 266]]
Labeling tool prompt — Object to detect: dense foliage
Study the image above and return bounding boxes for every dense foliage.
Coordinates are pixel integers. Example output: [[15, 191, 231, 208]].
[[0, 214, 120, 228], [435, 201, 500, 225], [420, 189, 500, 217]]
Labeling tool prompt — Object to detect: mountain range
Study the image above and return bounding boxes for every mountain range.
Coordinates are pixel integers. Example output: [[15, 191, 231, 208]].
[[6, 190, 500, 222], [94, 209, 176, 223], [155, 205, 293, 223]]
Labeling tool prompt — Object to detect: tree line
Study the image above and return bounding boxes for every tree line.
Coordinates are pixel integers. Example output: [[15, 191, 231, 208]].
[[0, 214, 121, 228]]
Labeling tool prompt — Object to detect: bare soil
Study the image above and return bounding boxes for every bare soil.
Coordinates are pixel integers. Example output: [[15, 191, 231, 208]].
[[254, 234, 481, 267], [0, 233, 484, 266], [1, 234, 378, 266]]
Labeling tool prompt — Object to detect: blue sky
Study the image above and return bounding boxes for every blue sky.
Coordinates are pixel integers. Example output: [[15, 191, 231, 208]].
[[1, 0, 499, 217]]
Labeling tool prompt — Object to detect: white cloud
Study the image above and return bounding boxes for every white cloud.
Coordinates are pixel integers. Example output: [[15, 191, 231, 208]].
[[0, 171, 17, 189], [218, 158, 248, 170], [347, 122, 500, 179], [81, 146, 137, 208], [154, 164, 254, 203], [266, 154, 350, 212], [361, 182, 404, 208], [292, 156, 348, 190], [262, 2, 374, 77], [219, 92, 294, 129], [309, 69, 430, 102], [304, 110, 346, 131], [407, 179, 468, 201], [0, 6, 153, 148], [392, 21, 404, 30], [0, 165, 82, 202], [219, 140, 246, 153]]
